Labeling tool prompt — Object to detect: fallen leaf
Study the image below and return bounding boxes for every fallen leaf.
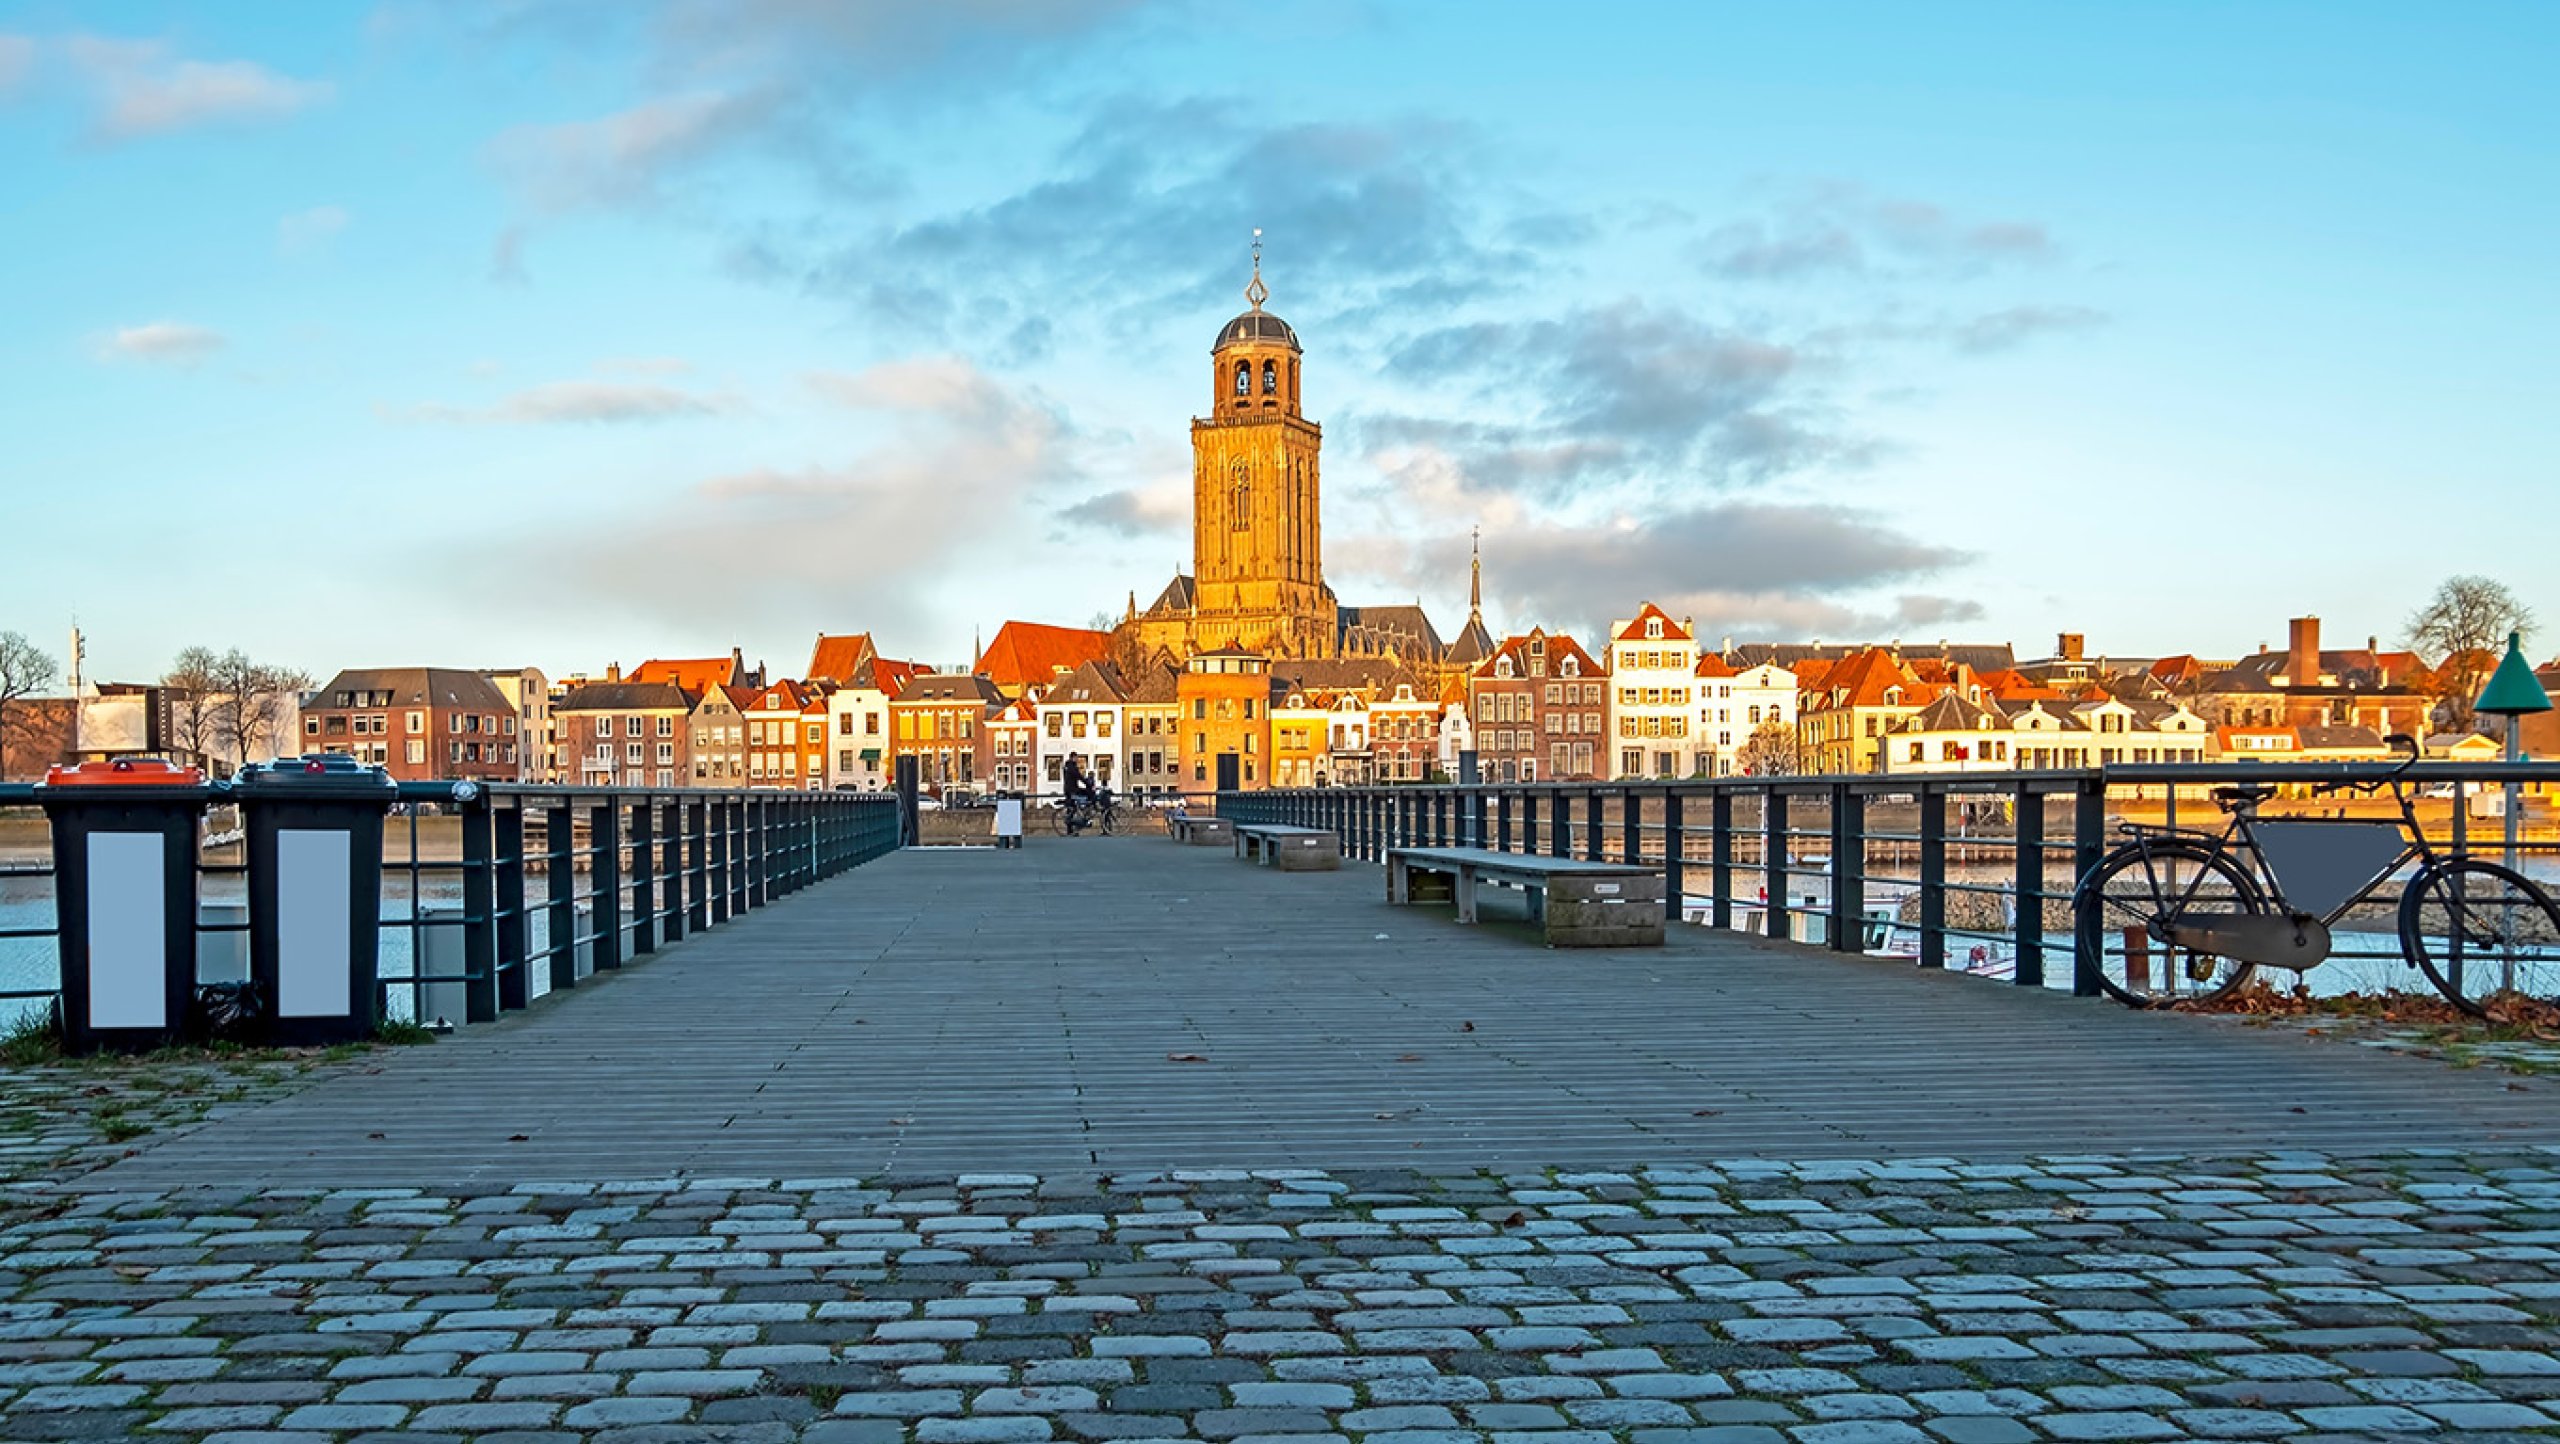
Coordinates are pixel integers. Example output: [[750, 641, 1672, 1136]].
[[1166, 1052, 1209, 1063], [2287, 1106, 2308, 1114], [1692, 1109, 1722, 1117], [889, 1116, 913, 1125], [365, 1132, 386, 1141], [1461, 1021, 1475, 1032], [506, 1134, 530, 1142], [1499, 1210, 1527, 1227], [1396, 1053, 1423, 1063]]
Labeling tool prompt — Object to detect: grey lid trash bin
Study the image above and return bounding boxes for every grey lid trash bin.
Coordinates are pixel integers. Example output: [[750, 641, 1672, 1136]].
[[231, 755, 397, 1046], [35, 758, 212, 1053]]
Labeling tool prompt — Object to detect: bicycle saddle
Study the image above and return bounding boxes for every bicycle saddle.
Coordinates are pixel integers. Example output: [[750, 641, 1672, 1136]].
[[2212, 784, 2276, 807]]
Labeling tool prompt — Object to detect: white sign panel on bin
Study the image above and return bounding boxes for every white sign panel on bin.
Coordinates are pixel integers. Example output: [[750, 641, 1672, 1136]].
[[277, 829, 352, 1017], [86, 832, 167, 1029]]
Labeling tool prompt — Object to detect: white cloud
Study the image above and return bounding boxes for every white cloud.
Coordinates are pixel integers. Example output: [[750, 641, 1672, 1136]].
[[391, 380, 739, 425], [98, 321, 226, 365], [277, 204, 350, 255], [0, 34, 33, 95], [65, 36, 332, 142], [488, 91, 768, 214]]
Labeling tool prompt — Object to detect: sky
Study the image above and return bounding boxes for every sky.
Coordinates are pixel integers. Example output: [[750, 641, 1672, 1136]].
[[3, 1, 2555, 686]]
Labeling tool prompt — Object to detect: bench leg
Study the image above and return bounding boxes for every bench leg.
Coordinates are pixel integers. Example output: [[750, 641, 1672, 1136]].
[[1525, 883, 1545, 923], [1388, 857, 1409, 904], [1455, 866, 1479, 924]]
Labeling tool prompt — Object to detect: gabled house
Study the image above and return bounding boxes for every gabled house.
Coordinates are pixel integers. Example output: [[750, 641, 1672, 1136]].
[[1605, 603, 1703, 778]]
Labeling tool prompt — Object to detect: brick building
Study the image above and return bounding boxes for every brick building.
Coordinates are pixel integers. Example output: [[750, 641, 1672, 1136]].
[[1175, 648, 1272, 798], [891, 673, 1001, 790], [302, 668, 520, 784], [1469, 631, 1608, 783], [553, 677, 692, 788]]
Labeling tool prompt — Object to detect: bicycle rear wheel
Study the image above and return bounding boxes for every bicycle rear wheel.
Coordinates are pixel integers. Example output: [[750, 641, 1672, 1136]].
[[2075, 840, 2264, 1007], [2400, 859, 2560, 1015], [1099, 805, 1119, 837], [1052, 805, 1074, 836]]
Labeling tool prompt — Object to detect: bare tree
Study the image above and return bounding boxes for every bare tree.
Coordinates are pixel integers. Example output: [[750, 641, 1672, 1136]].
[[2406, 575, 2537, 730], [0, 632, 61, 780], [1735, 717, 1804, 777], [208, 650, 312, 775], [161, 645, 223, 771]]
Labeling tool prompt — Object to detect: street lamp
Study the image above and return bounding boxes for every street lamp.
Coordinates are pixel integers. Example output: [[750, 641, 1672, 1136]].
[[2472, 630, 2551, 877]]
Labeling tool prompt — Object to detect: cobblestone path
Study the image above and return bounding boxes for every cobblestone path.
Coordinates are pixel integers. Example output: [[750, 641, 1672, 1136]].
[[3, 1152, 2558, 1443]]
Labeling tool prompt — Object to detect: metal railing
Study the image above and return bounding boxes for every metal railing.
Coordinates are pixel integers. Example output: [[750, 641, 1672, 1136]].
[[0, 782, 902, 1032], [1218, 760, 2560, 995]]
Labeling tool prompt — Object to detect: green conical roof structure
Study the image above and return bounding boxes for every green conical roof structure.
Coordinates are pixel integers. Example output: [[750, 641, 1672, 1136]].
[[2474, 631, 2551, 717]]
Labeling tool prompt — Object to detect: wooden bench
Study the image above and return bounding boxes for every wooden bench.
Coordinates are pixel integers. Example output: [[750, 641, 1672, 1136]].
[[1232, 822, 1342, 872], [1166, 812, 1233, 846], [1386, 846, 1665, 947]]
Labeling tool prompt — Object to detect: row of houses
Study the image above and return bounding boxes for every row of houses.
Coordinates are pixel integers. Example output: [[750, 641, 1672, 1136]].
[[27, 604, 2536, 794]]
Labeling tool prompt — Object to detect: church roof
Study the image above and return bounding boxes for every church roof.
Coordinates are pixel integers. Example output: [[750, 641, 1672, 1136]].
[[1447, 613, 1496, 666], [1216, 311, 1300, 352], [974, 621, 1114, 693], [1142, 573, 1196, 617], [1339, 604, 1444, 660]]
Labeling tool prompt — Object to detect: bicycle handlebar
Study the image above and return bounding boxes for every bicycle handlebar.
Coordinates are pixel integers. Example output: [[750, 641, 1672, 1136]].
[[2307, 731, 2424, 797]]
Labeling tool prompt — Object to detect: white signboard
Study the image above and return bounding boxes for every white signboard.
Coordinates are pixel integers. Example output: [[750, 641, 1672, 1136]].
[[277, 829, 352, 1017], [86, 832, 167, 1029]]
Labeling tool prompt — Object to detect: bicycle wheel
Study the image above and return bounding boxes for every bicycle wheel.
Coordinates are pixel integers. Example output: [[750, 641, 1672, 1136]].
[[1052, 805, 1073, 836], [2075, 840, 2264, 1007], [1098, 805, 1119, 837], [2400, 858, 2560, 1015]]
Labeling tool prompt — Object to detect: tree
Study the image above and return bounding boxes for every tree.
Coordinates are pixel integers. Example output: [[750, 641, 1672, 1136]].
[[208, 650, 312, 776], [2406, 575, 2537, 731], [1735, 717, 1803, 777], [0, 632, 60, 779], [161, 645, 224, 771]]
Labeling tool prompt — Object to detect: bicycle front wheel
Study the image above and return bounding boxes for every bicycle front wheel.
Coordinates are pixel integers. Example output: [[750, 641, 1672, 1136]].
[[1052, 806, 1073, 836], [1098, 806, 1118, 837], [2075, 840, 2264, 1007], [2400, 859, 2560, 1015]]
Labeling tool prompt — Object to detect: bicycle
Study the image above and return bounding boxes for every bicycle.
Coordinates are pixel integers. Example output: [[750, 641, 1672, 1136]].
[[1054, 791, 1119, 837], [2073, 733, 2560, 1014]]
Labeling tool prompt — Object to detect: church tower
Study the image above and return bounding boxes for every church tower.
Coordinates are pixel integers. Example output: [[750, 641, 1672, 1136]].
[[1189, 235, 1336, 657]]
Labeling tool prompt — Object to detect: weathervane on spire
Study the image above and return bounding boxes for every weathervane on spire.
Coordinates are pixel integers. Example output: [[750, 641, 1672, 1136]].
[[1245, 227, 1269, 312], [1469, 526, 1483, 621]]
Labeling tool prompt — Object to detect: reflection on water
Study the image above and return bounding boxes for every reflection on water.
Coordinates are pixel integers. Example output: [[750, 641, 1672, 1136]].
[[0, 875, 609, 1031]]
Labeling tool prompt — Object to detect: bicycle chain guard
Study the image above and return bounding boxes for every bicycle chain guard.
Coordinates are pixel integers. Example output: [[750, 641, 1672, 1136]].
[[2161, 911, 2333, 971]]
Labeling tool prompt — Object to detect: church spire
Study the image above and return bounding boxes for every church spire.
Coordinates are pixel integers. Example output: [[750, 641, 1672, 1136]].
[[1469, 526, 1483, 623], [1245, 228, 1268, 312]]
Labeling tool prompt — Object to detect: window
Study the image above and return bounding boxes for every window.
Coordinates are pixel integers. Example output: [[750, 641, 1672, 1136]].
[[1646, 617, 1663, 639], [866, 712, 881, 735], [627, 716, 643, 737], [657, 716, 673, 737], [1097, 715, 1113, 737], [406, 740, 424, 765], [626, 742, 643, 763], [1231, 460, 1250, 529], [1545, 683, 1561, 704], [806, 723, 821, 745], [657, 743, 672, 763], [1234, 359, 1250, 396], [407, 711, 425, 734]]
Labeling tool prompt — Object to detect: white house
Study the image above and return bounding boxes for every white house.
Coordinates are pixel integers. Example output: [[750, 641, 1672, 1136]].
[[1033, 660, 1128, 798], [824, 657, 922, 791], [1695, 656, 1796, 778], [1606, 602, 1703, 778]]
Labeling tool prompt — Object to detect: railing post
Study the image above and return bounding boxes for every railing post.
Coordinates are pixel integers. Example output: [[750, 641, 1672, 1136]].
[[688, 800, 709, 930], [1497, 791, 1514, 853], [494, 804, 528, 1012], [461, 797, 500, 1023], [2014, 783, 2045, 987], [545, 803, 575, 992], [1764, 790, 1789, 943], [2072, 777, 2107, 996], [1470, 787, 1487, 850], [1621, 788, 1642, 865], [660, 798, 685, 945], [750, 795, 771, 906], [1584, 790, 1604, 863], [1522, 790, 1539, 854], [728, 797, 747, 913], [1711, 790, 1734, 929], [1549, 787, 1570, 859], [591, 799, 623, 972], [1830, 784, 1862, 954], [1918, 785, 1946, 969], [629, 798, 656, 957], [1663, 789, 1685, 908]]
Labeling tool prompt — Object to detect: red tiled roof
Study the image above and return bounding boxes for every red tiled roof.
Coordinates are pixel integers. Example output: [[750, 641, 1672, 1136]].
[[1816, 647, 1931, 708], [807, 633, 875, 686], [974, 621, 1113, 692], [632, 656, 737, 694], [1694, 654, 1737, 678], [747, 680, 815, 713], [1612, 602, 1692, 643]]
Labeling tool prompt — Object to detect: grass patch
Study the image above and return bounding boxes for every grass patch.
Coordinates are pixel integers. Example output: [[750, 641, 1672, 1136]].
[[94, 1109, 149, 1143], [0, 1008, 61, 1067], [374, 1019, 436, 1047]]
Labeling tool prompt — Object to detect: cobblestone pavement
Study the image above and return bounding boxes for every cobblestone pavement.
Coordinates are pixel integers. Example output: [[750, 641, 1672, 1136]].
[[0, 1153, 2556, 1443], [0, 1057, 342, 1203]]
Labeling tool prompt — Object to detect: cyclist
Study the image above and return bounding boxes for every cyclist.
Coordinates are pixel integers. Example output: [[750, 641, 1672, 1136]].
[[1061, 752, 1098, 833]]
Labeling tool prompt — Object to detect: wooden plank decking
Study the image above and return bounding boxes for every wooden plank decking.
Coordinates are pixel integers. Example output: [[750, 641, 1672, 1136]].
[[95, 837, 2560, 1187]]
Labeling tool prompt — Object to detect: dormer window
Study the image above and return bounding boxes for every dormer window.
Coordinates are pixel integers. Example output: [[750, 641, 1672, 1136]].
[[1645, 618, 1663, 639], [1495, 659, 1513, 679], [1562, 658, 1579, 678]]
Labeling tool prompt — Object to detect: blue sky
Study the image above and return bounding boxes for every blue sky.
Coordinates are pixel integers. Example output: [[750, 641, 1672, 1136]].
[[4, 1, 2554, 684]]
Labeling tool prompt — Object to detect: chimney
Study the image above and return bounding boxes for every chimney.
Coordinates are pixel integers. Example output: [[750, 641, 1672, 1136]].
[[2058, 632, 2085, 662], [605, 662, 622, 683], [2287, 616, 2319, 687]]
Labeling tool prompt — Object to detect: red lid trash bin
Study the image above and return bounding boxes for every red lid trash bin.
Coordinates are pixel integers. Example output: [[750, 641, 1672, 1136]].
[[35, 759, 213, 1052]]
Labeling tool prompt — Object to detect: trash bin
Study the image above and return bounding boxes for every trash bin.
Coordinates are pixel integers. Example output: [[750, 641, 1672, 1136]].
[[36, 758, 211, 1052], [231, 755, 397, 1045]]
